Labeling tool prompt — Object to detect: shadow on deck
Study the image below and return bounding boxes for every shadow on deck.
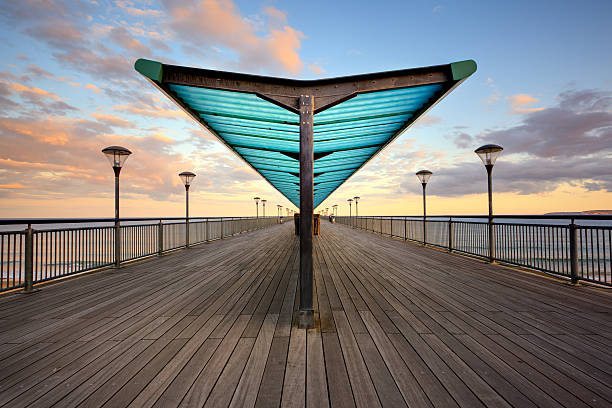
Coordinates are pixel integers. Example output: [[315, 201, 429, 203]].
[[0, 221, 611, 407]]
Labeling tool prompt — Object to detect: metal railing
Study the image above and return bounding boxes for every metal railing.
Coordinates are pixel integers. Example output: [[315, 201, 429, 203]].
[[0, 216, 278, 292], [336, 215, 612, 287]]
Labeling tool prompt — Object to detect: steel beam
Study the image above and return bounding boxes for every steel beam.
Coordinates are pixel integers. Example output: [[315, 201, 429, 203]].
[[298, 94, 314, 329]]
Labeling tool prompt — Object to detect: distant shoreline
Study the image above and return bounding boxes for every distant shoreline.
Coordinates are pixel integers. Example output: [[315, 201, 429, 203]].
[[545, 210, 612, 215]]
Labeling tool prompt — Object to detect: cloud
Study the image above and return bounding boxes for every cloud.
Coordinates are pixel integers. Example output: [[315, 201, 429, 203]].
[[412, 114, 442, 128], [86, 84, 103, 94], [405, 156, 612, 197], [506, 93, 545, 114], [162, 0, 306, 74], [115, 1, 163, 17], [426, 88, 612, 196], [0, 115, 190, 201], [0, 78, 78, 115], [485, 89, 611, 158], [91, 112, 132, 128], [108, 26, 152, 55]]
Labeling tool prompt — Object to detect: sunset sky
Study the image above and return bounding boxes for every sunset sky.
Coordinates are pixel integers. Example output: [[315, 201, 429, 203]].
[[0, 0, 610, 218]]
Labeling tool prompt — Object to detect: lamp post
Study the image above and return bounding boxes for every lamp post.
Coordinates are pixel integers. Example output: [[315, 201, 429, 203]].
[[347, 198, 353, 227], [475, 144, 503, 263], [416, 170, 432, 245], [179, 171, 196, 248], [102, 146, 132, 268], [354, 196, 360, 217], [261, 199, 267, 217], [254, 197, 260, 218]]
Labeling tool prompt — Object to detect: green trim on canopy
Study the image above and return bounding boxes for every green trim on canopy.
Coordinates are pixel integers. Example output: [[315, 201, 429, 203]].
[[135, 59, 476, 208]]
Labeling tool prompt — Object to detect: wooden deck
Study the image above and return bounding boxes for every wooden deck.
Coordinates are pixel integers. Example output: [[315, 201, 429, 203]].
[[0, 221, 611, 408]]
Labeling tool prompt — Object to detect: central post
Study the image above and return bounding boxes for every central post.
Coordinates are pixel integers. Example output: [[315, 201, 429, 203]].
[[298, 95, 314, 329]]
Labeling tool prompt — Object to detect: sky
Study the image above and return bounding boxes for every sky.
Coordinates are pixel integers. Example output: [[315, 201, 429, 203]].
[[0, 0, 610, 218]]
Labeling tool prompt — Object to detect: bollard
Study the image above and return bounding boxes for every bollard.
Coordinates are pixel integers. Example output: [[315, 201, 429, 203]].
[[569, 220, 579, 284]]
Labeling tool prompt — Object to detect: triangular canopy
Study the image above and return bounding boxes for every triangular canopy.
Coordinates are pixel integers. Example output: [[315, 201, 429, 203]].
[[136, 59, 476, 208]]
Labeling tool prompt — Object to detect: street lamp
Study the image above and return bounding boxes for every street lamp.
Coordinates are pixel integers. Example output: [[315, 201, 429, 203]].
[[179, 171, 196, 248], [475, 144, 503, 262], [347, 199, 353, 227], [254, 197, 260, 218], [416, 170, 433, 245], [102, 145, 132, 268], [354, 196, 360, 217], [261, 199, 267, 217]]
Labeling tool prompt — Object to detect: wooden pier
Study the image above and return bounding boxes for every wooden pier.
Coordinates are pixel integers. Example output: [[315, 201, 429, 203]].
[[0, 221, 611, 407]]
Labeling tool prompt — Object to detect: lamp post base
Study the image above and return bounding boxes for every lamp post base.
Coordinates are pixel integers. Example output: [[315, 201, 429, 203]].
[[297, 309, 314, 329]]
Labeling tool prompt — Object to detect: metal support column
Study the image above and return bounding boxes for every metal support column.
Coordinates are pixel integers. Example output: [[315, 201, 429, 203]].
[[298, 94, 314, 329]]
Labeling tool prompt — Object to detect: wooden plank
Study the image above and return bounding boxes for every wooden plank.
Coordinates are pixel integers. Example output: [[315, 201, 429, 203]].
[[306, 329, 329, 408], [281, 325, 306, 408], [230, 314, 278, 408], [204, 337, 256, 407], [333, 310, 381, 408], [255, 336, 290, 408]]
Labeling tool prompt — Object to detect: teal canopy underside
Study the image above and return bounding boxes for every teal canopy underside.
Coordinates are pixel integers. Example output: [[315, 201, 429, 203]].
[[168, 83, 444, 208]]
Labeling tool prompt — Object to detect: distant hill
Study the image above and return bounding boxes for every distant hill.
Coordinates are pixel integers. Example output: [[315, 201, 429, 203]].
[[545, 210, 612, 215]]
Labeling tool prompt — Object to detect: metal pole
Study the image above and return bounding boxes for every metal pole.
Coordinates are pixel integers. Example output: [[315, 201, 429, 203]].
[[298, 94, 314, 329], [569, 219, 579, 284], [356, 201, 358, 217], [486, 164, 494, 262], [422, 183, 427, 245], [185, 185, 190, 248], [24, 224, 34, 293], [256, 202, 259, 219], [113, 166, 121, 268]]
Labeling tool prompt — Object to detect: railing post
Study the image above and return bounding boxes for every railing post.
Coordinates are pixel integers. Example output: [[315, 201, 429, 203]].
[[115, 220, 121, 268], [569, 219, 579, 284], [221, 218, 224, 239], [404, 217, 407, 241], [448, 217, 453, 252], [205, 219, 209, 242], [23, 224, 34, 293], [158, 220, 163, 255], [390, 218, 393, 237], [488, 216, 495, 263]]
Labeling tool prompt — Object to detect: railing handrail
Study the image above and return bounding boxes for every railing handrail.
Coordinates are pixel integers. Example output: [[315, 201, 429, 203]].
[[0, 216, 277, 226], [341, 214, 612, 220]]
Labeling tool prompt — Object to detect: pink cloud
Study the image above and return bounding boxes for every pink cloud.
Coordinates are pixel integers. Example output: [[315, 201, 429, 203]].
[[164, 0, 306, 74], [507, 93, 546, 114]]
